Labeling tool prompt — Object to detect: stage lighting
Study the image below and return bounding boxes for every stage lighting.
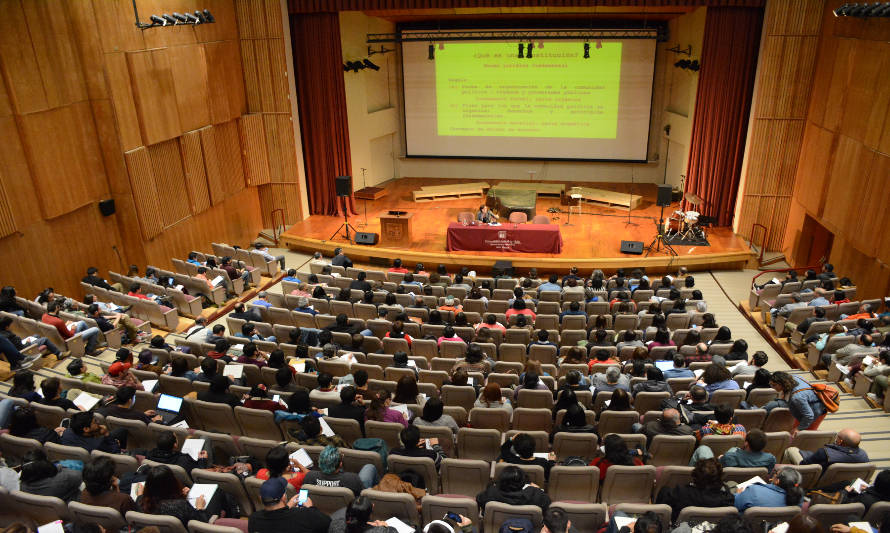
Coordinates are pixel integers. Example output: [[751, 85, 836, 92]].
[[184, 12, 199, 23], [428, 44, 434, 60], [162, 14, 177, 25], [526, 42, 533, 58], [518, 43, 524, 58], [150, 14, 166, 25], [173, 12, 187, 22], [583, 42, 590, 58], [203, 9, 215, 23], [363, 59, 380, 71], [689, 60, 700, 71], [194, 10, 206, 23]]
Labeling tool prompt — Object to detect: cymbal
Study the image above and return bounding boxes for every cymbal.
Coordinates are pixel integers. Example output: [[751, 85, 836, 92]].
[[684, 192, 704, 205]]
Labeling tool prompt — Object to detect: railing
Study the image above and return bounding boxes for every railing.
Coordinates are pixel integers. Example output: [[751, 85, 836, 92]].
[[749, 223, 769, 266], [271, 209, 285, 246], [750, 264, 822, 287]]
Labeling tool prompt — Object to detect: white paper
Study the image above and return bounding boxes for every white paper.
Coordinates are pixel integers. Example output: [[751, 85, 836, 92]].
[[291, 360, 306, 373], [850, 478, 870, 493], [604, 400, 611, 407], [771, 277, 781, 285], [338, 353, 355, 363], [171, 420, 189, 429], [863, 356, 875, 367], [742, 382, 752, 389], [318, 408, 329, 415], [318, 416, 336, 437], [385, 517, 415, 533], [406, 359, 417, 368], [73, 391, 100, 411], [181, 439, 205, 461], [223, 364, 243, 379], [836, 363, 851, 375], [849, 523, 873, 533], [23, 335, 38, 345], [130, 481, 144, 500], [211, 275, 225, 286], [614, 517, 635, 529], [187, 483, 218, 508], [290, 448, 314, 468], [175, 284, 184, 291], [141, 379, 158, 392], [38, 521, 65, 533], [392, 404, 410, 417], [467, 377, 475, 386], [770, 523, 789, 533], [736, 476, 766, 492], [693, 368, 704, 378], [533, 452, 549, 460]]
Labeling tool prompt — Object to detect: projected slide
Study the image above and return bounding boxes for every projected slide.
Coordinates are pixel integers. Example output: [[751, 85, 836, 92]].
[[402, 36, 656, 160], [435, 42, 622, 139]]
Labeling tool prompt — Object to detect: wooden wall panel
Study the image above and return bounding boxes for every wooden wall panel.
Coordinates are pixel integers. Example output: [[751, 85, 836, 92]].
[[792, 123, 834, 217], [0, 72, 10, 118], [21, 0, 89, 109], [0, 117, 40, 227], [0, 0, 49, 113], [105, 52, 144, 151], [839, 41, 890, 147], [199, 126, 226, 206], [216, 120, 247, 197], [124, 147, 164, 240], [267, 39, 290, 113], [205, 40, 247, 124], [18, 103, 107, 219], [763, 0, 824, 35], [265, 115, 300, 183], [180, 131, 212, 214], [167, 44, 212, 133], [754, 36, 818, 119], [91, 0, 145, 53], [148, 139, 192, 227], [240, 40, 262, 112], [263, 0, 284, 38], [239, 114, 271, 186], [253, 40, 276, 112], [127, 49, 182, 145], [821, 39, 853, 133], [66, 0, 107, 101], [0, 171, 17, 239], [259, 182, 301, 227]]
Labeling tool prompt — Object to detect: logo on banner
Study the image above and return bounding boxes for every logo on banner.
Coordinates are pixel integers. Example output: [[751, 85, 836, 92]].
[[498, 231, 507, 239]]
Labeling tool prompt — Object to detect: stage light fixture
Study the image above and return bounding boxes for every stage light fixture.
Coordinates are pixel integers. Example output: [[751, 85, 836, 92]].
[[689, 60, 700, 71], [185, 12, 198, 23], [583, 42, 590, 58], [173, 12, 187, 22], [203, 9, 215, 23], [428, 44, 434, 60], [162, 14, 177, 25], [518, 43, 524, 58], [150, 14, 166, 25], [526, 42, 533, 58], [194, 10, 206, 23], [363, 58, 380, 71]]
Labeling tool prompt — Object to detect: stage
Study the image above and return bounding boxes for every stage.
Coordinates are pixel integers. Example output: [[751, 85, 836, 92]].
[[280, 178, 755, 274]]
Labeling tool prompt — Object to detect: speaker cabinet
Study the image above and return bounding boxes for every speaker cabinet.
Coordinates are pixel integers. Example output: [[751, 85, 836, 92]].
[[656, 184, 673, 207], [335, 175, 352, 197], [98, 199, 116, 216], [354, 232, 378, 245], [620, 240, 644, 255]]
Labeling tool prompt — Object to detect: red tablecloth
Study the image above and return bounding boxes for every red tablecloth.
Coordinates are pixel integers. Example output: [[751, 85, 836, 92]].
[[446, 222, 563, 253]]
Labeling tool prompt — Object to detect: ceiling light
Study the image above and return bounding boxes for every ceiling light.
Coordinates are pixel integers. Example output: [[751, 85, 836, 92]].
[[363, 59, 380, 71], [428, 44, 434, 60], [162, 14, 177, 25], [583, 42, 590, 59], [517, 43, 524, 58], [526, 43, 533, 59], [202, 9, 215, 23]]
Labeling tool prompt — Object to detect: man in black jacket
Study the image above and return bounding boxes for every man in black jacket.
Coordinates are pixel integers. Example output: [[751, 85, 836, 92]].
[[144, 432, 209, 475], [248, 477, 330, 533], [0, 316, 60, 356], [331, 247, 353, 269], [98, 386, 161, 424], [328, 386, 366, 434], [82, 267, 122, 292], [498, 433, 554, 480]]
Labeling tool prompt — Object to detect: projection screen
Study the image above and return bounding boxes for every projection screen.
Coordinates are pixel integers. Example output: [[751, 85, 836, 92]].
[[402, 35, 657, 161]]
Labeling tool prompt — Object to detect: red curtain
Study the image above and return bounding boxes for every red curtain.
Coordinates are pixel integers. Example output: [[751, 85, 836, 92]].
[[682, 7, 763, 227], [290, 13, 357, 216]]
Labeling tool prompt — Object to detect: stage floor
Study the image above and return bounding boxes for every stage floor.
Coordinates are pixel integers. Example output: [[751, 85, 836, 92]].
[[281, 178, 754, 274]]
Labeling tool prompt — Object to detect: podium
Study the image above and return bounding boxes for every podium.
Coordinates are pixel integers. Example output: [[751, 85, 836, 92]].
[[379, 213, 413, 246]]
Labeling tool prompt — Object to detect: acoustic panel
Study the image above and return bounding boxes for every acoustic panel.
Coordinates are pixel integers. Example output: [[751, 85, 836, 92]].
[[64, 0, 107, 101], [167, 44, 212, 133], [216, 120, 247, 198], [235, 0, 267, 39], [239, 114, 271, 186], [265, 114, 299, 183], [239, 40, 262, 112], [105, 51, 144, 151], [91, 0, 146, 54], [263, 0, 284, 38], [0, 117, 39, 228], [267, 38, 290, 112], [253, 40, 276, 113], [19, 103, 106, 219], [124, 147, 163, 240], [753, 36, 818, 119], [199, 126, 226, 206], [205, 40, 246, 124], [127, 49, 183, 145], [0, 167, 17, 239], [792, 123, 834, 217], [839, 40, 890, 148], [148, 139, 192, 227], [0, 0, 48, 114], [180, 131, 212, 214]]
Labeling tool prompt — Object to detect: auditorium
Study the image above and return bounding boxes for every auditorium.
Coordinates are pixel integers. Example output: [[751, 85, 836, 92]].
[[0, 1, 888, 532]]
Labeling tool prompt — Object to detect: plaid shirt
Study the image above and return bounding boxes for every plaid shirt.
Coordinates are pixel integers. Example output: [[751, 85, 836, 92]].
[[696, 422, 746, 441]]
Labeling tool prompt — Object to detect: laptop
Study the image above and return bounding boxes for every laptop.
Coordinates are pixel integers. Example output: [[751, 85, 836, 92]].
[[156, 394, 184, 425]]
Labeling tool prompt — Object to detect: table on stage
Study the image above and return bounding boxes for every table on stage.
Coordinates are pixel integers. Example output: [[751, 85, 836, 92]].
[[445, 222, 563, 253]]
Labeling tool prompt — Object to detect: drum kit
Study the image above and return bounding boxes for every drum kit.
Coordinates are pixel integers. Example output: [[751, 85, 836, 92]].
[[664, 193, 707, 241]]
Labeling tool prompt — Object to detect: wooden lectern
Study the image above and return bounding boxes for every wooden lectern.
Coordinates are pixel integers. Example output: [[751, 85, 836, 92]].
[[379, 213, 413, 246]]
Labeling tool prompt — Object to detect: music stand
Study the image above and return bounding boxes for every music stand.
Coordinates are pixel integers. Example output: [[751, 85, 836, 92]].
[[645, 204, 678, 257]]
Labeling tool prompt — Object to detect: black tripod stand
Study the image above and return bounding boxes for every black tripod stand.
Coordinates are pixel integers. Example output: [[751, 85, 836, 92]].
[[645, 205, 678, 257], [329, 195, 354, 244]]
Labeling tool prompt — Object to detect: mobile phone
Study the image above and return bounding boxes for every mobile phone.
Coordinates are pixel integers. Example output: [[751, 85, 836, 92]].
[[445, 512, 462, 523], [297, 489, 309, 507], [60, 418, 71, 429]]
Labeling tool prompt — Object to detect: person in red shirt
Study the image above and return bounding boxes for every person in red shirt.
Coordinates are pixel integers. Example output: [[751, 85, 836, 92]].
[[243, 385, 283, 413], [833, 290, 850, 304], [127, 283, 151, 300], [475, 314, 506, 333], [505, 299, 536, 321], [588, 434, 645, 481], [41, 300, 101, 354], [384, 320, 413, 347], [388, 258, 410, 274]]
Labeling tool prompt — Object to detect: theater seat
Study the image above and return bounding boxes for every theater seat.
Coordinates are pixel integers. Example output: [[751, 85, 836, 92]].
[[508, 212, 528, 224]]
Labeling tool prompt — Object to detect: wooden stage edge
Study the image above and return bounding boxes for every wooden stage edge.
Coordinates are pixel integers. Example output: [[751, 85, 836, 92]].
[[281, 234, 755, 274]]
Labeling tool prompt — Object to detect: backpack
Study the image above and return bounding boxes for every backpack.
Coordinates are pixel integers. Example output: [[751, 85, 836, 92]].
[[792, 383, 840, 413], [353, 437, 388, 467], [499, 518, 535, 533]]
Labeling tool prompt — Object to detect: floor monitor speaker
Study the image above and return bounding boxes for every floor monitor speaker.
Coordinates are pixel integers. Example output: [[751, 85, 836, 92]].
[[355, 232, 378, 245], [620, 240, 644, 255]]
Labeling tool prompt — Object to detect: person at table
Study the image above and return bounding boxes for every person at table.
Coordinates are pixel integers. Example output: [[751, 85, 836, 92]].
[[477, 205, 495, 224]]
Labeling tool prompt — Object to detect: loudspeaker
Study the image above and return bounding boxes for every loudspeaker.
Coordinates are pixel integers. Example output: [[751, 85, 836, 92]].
[[656, 184, 673, 207], [620, 240, 644, 255], [335, 175, 352, 197], [354, 232, 378, 245], [98, 199, 116, 216]]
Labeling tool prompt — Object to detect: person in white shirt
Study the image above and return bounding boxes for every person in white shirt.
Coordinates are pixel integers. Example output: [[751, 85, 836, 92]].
[[254, 243, 285, 270]]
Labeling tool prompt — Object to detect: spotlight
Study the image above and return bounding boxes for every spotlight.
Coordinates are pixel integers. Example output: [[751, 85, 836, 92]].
[[162, 14, 177, 25], [689, 60, 700, 71], [194, 10, 206, 23], [150, 14, 166, 26], [596, 40, 603, 49], [428, 44, 434, 60], [518, 43, 524, 58], [172, 12, 187, 22], [202, 9, 215, 23], [185, 13, 199, 23], [526, 43, 533, 59], [363, 58, 380, 71], [583, 42, 590, 59]]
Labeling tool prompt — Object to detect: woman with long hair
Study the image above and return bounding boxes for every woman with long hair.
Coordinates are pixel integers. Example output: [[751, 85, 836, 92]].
[[599, 388, 633, 419], [701, 364, 740, 396], [475, 465, 550, 515], [475, 382, 513, 414], [513, 371, 548, 403], [413, 397, 459, 434], [365, 390, 408, 427], [19, 448, 82, 502], [393, 375, 423, 406], [9, 406, 62, 443], [327, 495, 396, 533], [765, 371, 827, 430], [588, 434, 643, 480], [9, 370, 40, 401], [554, 402, 595, 437], [137, 465, 211, 526], [656, 458, 734, 522]]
